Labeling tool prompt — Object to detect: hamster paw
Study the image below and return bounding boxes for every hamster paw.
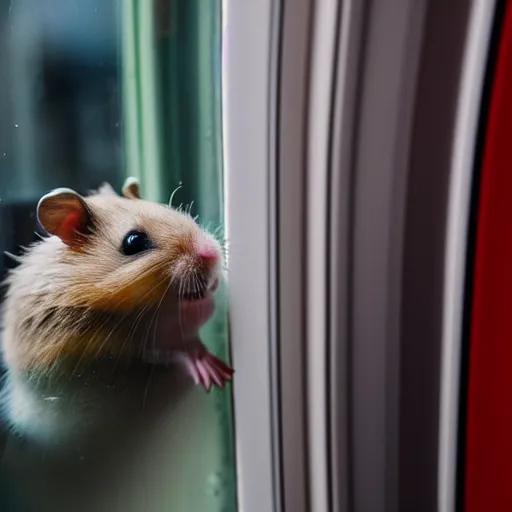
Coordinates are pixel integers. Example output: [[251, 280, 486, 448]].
[[173, 349, 234, 392]]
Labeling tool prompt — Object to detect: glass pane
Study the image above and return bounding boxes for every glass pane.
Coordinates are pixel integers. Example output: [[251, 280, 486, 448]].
[[0, 0, 236, 510]]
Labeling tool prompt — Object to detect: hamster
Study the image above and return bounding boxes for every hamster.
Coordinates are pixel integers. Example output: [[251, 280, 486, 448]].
[[0, 177, 233, 444]]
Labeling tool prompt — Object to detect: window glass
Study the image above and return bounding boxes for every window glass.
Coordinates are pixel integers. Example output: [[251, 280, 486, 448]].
[[0, 1, 236, 510]]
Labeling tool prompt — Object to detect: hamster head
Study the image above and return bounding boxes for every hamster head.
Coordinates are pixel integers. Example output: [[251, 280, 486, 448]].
[[36, 178, 224, 317]]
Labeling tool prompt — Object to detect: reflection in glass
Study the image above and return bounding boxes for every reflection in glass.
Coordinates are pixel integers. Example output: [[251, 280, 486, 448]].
[[0, 1, 236, 511]]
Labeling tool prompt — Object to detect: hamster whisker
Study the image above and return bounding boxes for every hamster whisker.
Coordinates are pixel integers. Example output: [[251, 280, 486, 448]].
[[193, 273, 202, 297], [185, 274, 196, 300], [64, 268, 166, 374], [70, 273, 166, 376], [188, 272, 197, 296], [69, 309, 120, 378], [127, 286, 163, 341], [204, 222, 226, 240], [32, 311, 89, 380], [124, 303, 153, 360], [86, 306, 144, 372], [213, 224, 225, 237], [3, 251, 22, 263], [32, 260, 183, 378], [97, 274, 170, 362], [108, 295, 159, 378], [177, 276, 186, 339], [146, 278, 174, 359], [219, 239, 229, 254], [168, 184, 183, 207], [185, 272, 196, 298], [141, 363, 156, 419], [198, 221, 226, 245], [187, 274, 195, 297]]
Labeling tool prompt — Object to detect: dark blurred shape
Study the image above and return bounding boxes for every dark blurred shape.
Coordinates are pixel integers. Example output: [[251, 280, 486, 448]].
[[0, 0, 122, 282]]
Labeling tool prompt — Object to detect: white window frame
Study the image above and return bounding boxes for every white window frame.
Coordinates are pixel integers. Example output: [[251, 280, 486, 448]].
[[222, 1, 280, 511]]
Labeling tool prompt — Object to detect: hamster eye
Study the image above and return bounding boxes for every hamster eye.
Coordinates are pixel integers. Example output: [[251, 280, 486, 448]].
[[121, 230, 153, 256]]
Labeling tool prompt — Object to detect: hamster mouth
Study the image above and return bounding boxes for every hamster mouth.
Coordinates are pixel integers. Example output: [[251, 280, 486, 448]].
[[183, 291, 204, 301], [140, 278, 220, 362], [180, 277, 220, 302]]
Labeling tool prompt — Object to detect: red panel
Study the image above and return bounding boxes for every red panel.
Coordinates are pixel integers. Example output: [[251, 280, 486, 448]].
[[466, 3, 512, 511]]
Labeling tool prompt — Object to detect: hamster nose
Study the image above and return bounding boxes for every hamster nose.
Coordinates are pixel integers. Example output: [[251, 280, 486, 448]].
[[195, 242, 218, 267]]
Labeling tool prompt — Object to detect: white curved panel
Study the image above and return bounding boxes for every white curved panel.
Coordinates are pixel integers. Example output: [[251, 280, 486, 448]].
[[439, 2, 496, 511], [222, 1, 279, 511], [306, 1, 340, 511]]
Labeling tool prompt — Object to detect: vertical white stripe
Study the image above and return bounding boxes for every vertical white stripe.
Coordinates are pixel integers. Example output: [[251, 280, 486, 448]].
[[222, 1, 277, 511], [439, 1, 496, 511], [307, 1, 340, 511]]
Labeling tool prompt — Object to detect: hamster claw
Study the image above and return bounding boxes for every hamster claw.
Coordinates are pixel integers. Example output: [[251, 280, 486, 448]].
[[174, 349, 234, 392]]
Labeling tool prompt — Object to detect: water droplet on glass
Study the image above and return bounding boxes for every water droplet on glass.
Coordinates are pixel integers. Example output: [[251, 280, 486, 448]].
[[207, 471, 224, 496]]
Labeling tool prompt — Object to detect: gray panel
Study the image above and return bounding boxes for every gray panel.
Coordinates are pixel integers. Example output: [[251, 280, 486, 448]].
[[329, 2, 368, 511], [346, 1, 427, 511], [278, 1, 473, 510], [327, 0, 474, 509], [277, 0, 313, 511], [399, 1, 471, 510]]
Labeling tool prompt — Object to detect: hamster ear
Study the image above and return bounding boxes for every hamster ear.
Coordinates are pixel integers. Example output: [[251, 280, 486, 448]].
[[95, 182, 118, 197], [37, 188, 92, 247], [122, 177, 141, 200]]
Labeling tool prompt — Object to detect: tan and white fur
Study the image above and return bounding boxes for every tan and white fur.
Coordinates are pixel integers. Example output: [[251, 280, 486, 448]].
[[0, 177, 233, 445]]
